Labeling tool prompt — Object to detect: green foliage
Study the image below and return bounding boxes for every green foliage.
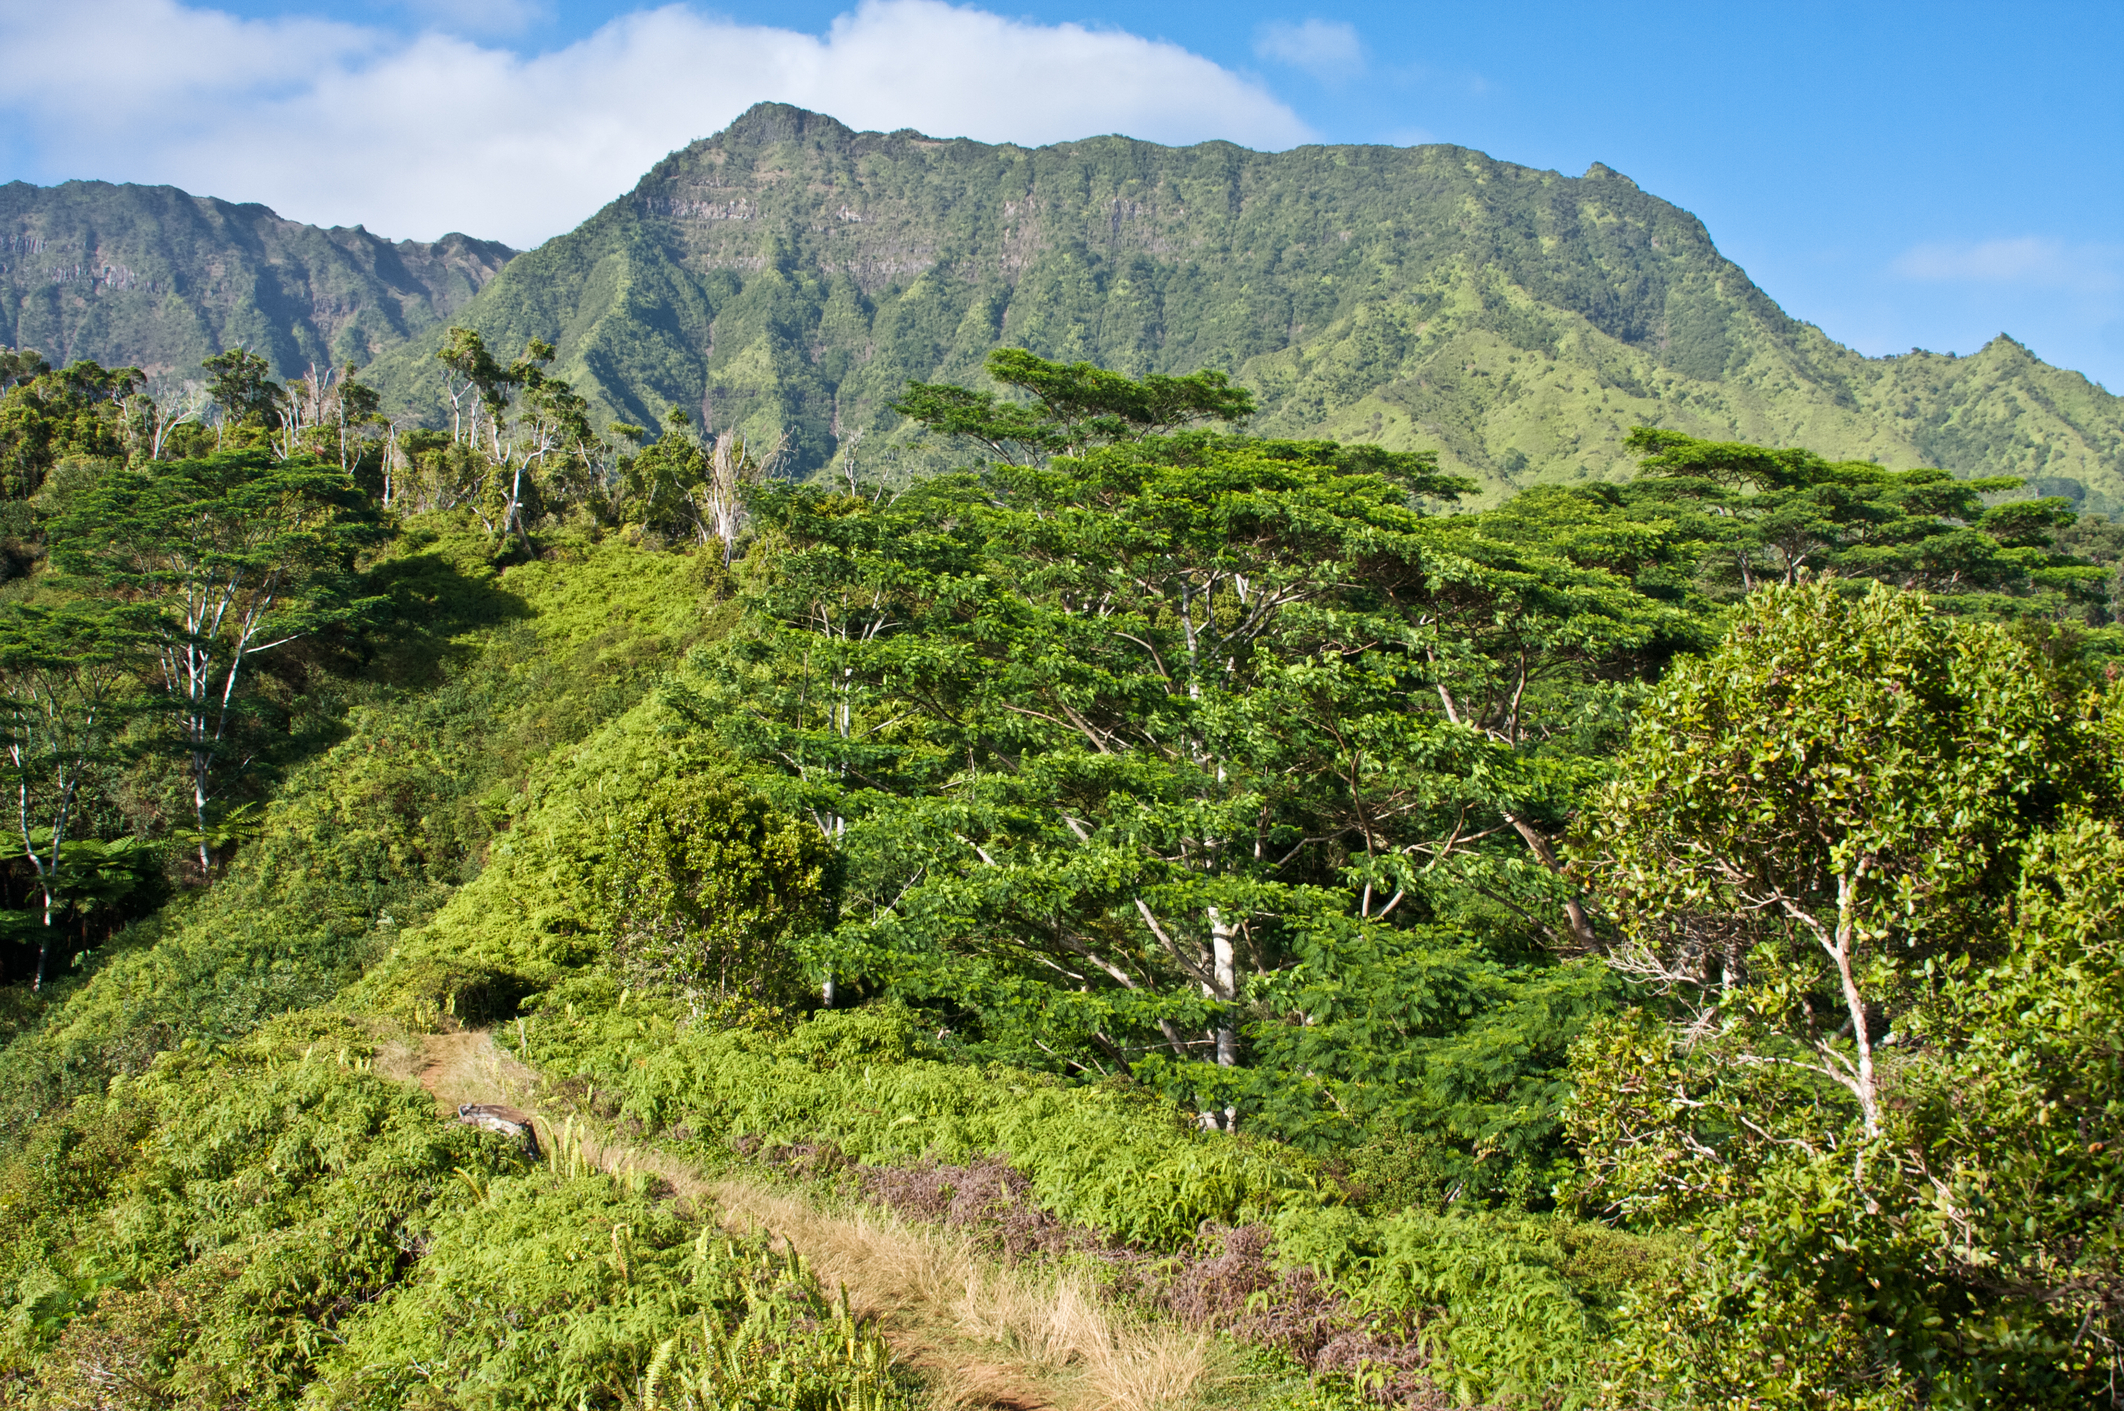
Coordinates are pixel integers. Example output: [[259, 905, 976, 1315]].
[[0, 357, 140, 499], [0, 532, 721, 1144], [1622, 426, 2107, 613], [1569, 581, 2124, 1406], [691, 387, 1687, 1154], [597, 775, 840, 1002], [1572, 580, 2104, 1209], [6, 301, 2120, 1411], [310, 1174, 915, 1411], [1, 1016, 526, 1404], [428, 328, 620, 544], [0, 1009, 912, 1411], [202, 346, 284, 433], [1270, 1203, 1668, 1408], [0, 599, 146, 985], [894, 345, 1257, 461], [527, 997, 1324, 1247], [1229, 921, 1615, 1190], [49, 449, 386, 867]]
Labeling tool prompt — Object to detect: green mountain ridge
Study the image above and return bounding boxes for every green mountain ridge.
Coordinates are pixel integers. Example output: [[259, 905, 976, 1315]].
[[0, 180, 515, 383], [356, 102, 2124, 506]]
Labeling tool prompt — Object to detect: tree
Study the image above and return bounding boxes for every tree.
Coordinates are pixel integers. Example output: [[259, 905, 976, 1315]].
[[893, 346, 1255, 463], [1621, 426, 2104, 611], [435, 328, 608, 545], [127, 375, 207, 463], [276, 362, 386, 480], [0, 602, 138, 987], [1567, 580, 2119, 1408], [0, 359, 143, 497], [48, 452, 379, 872], [0, 347, 49, 394], [201, 348, 283, 449], [622, 409, 784, 558], [1574, 581, 2099, 1160], [1903, 816, 2124, 1397], [697, 361, 1697, 1136]]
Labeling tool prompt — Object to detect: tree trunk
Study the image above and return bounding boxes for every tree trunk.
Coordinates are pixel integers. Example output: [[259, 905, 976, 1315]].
[[1201, 906, 1240, 1131]]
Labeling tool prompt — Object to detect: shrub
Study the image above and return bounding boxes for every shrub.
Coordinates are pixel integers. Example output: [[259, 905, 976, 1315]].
[[597, 776, 839, 1003]]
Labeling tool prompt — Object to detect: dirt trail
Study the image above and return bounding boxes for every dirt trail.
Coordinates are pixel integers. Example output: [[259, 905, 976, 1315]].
[[401, 1029, 1204, 1411]]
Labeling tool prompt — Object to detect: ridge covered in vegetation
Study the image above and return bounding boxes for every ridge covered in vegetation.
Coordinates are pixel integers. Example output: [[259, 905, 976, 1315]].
[[0, 340, 2118, 1409], [0, 180, 514, 384]]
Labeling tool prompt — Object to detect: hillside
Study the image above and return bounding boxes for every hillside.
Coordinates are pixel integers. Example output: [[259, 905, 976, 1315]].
[[356, 103, 2124, 505], [0, 180, 515, 382], [1, 345, 2122, 1404]]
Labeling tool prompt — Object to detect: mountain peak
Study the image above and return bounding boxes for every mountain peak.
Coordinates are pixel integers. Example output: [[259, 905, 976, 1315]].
[[718, 102, 859, 149]]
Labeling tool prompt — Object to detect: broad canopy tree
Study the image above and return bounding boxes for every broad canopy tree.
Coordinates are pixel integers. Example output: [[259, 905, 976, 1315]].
[[0, 601, 139, 988], [892, 347, 1258, 464], [1621, 426, 2103, 610], [48, 451, 379, 872], [692, 353, 1703, 1144]]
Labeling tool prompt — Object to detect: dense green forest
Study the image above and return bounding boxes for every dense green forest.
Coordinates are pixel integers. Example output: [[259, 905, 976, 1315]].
[[0, 330, 2119, 1411], [10, 105, 2122, 509]]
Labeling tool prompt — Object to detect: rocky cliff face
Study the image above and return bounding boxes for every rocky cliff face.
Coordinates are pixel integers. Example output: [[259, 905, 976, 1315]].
[[0, 180, 514, 382]]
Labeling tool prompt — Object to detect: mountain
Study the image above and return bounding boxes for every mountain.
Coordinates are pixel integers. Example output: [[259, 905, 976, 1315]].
[[0, 180, 515, 383], [356, 103, 2124, 507]]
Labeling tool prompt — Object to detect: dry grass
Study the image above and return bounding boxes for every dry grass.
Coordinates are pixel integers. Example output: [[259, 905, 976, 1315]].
[[403, 1029, 1213, 1411], [713, 1178, 1211, 1411]]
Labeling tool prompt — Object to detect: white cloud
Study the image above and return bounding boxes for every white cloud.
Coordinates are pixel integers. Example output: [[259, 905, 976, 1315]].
[[1253, 18, 1363, 82], [0, 0, 1312, 247], [1892, 237, 2121, 293]]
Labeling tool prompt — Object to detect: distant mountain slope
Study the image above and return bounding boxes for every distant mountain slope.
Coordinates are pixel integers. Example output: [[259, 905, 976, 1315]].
[[0, 180, 515, 382], [361, 103, 2123, 506]]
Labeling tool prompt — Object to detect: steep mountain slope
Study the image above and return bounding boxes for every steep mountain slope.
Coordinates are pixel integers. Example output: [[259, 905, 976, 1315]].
[[0, 180, 515, 382], [362, 103, 2123, 505]]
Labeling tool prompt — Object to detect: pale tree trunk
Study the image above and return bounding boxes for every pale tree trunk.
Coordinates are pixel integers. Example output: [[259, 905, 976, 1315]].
[[1776, 870, 1882, 1146], [1825, 871, 1879, 1139], [12, 701, 82, 990], [1200, 906, 1241, 1131]]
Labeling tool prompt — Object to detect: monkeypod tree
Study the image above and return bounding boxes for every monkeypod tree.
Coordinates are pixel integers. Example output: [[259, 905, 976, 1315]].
[[49, 451, 380, 872], [0, 601, 140, 987], [1621, 426, 2105, 611], [893, 346, 1257, 463], [698, 352, 1704, 1141]]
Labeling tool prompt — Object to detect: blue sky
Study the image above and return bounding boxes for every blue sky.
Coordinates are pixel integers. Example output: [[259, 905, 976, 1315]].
[[2, 0, 2119, 391]]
